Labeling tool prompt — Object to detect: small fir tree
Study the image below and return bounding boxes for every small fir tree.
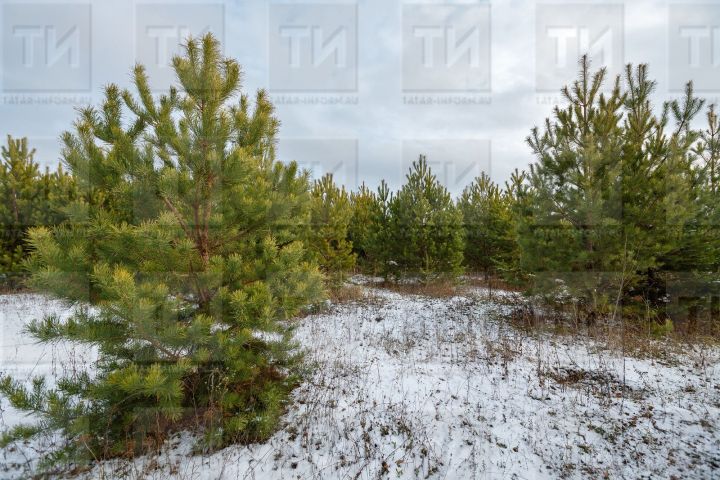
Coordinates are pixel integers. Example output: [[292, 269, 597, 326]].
[[308, 173, 356, 285], [499, 169, 530, 285], [0, 34, 323, 467], [458, 173, 514, 280], [348, 183, 375, 265], [349, 181, 394, 276], [386, 156, 464, 280]]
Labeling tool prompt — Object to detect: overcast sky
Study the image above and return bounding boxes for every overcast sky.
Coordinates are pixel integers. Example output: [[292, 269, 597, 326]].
[[0, 0, 715, 195]]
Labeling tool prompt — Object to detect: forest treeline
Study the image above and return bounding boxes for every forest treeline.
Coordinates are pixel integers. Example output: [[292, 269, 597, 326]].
[[3, 60, 720, 327], [280, 58, 720, 332], [0, 34, 717, 470]]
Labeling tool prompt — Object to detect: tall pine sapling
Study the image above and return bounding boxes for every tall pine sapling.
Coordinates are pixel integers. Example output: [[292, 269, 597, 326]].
[[0, 34, 323, 468]]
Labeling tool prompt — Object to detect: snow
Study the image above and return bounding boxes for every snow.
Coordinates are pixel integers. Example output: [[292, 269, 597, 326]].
[[1, 286, 719, 479]]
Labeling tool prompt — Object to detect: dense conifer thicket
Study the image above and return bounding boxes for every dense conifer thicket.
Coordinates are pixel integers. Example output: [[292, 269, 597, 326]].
[[0, 34, 324, 466], [519, 58, 720, 325], [0, 136, 76, 288], [348, 156, 465, 281]]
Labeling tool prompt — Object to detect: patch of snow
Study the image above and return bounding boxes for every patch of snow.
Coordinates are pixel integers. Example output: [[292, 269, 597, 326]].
[[0, 288, 718, 479]]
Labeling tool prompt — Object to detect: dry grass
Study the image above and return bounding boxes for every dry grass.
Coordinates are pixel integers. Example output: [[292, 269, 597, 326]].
[[462, 274, 524, 293], [505, 301, 720, 360], [378, 280, 458, 298], [327, 284, 366, 304], [0, 283, 31, 295]]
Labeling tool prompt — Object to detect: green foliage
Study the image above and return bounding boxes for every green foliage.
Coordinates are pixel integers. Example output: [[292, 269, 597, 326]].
[[0, 34, 323, 466], [348, 183, 375, 266], [384, 156, 464, 280], [650, 318, 674, 338], [0, 136, 76, 287], [348, 181, 391, 275], [308, 174, 356, 285], [519, 56, 716, 317], [500, 169, 531, 285], [458, 173, 515, 279], [349, 159, 464, 281]]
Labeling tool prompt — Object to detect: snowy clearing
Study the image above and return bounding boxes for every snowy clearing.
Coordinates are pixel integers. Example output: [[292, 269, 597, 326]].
[[1, 286, 719, 479]]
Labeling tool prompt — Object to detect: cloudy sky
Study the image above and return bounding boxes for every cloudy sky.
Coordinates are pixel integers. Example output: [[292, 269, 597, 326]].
[[0, 0, 714, 195]]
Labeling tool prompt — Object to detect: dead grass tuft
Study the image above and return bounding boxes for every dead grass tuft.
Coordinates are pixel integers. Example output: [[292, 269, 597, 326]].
[[327, 284, 366, 304]]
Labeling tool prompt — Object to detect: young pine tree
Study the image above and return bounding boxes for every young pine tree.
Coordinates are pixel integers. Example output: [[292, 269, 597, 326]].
[[0, 136, 75, 287], [499, 169, 530, 285], [347, 182, 375, 265], [0, 34, 323, 466], [694, 105, 720, 272], [458, 173, 514, 280], [308, 173, 356, 285], [386, 156, 464, 280], [349, 181, 395, 276]]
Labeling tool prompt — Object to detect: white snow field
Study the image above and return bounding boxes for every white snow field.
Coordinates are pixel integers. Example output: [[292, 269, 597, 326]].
[[1, 285, 719, 479]]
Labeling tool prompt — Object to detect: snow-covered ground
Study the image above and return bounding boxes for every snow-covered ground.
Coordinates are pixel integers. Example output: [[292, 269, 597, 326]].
[[1, 286, 719, 479]]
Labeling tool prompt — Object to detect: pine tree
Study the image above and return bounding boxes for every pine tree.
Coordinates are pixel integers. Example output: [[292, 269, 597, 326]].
[[348, 182, 375, 266], [458, 173, 514, 280], [386, 155, 464, 280], [697, 105, 720, 196], [0, 34, 323, 466], [520, 56, 706, 318], [500, 169, 530, 285], [349, 181, 394, 276], [694, 105, 720, 272], [308, 173, 356, 285], [0, 136, 75, 287], [361, 180, 396, 277]]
